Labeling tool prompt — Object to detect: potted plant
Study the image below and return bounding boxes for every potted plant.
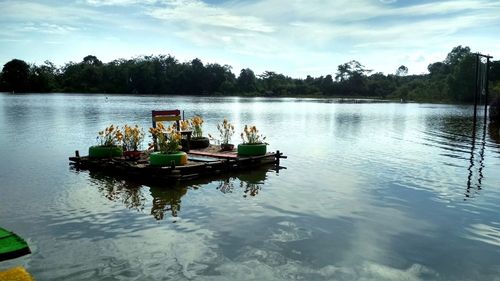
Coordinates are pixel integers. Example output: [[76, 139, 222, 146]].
[[177, 120, 192, 152], [89, 124, 124, 158], [209, 118, 235, 151], [237, 125, 267, 156], [122, 124, 145, 159], [189, 115, 210, 149], [148, 123, 187, 166]]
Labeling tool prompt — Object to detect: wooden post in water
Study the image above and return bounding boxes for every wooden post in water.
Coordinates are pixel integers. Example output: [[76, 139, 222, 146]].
[[472, 53, 493, 128], [484, 57, 491, 125]]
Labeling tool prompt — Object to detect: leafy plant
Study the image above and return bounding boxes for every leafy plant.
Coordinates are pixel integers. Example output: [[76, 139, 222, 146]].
[[179, 120, 190, 131], [240, 125, 266, 144], [149, 122, 182, 154], [213, 118, 235, 144], [190, 116, 204, 138], [97, 124, 123, 146], [123, 124, 145, 151]]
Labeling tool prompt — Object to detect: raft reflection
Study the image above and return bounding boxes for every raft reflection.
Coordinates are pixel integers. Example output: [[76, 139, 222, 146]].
[[88, 172, 146, 212], [216, 168, 267, 197], [87, 166, 274, 221]]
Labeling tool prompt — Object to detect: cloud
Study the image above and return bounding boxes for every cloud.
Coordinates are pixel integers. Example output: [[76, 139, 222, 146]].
[[0, 1, 99, 23], [390, 0, 499, 17], [147, 0, 275, 33], [20, 23, 79, 34], [141, 0, 500, 57], [84, 0, 157, 6], [0, 0, 499, 76]]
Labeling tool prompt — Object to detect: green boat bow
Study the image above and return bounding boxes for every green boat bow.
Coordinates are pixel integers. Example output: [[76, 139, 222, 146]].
[[0, 228, 31, 262]]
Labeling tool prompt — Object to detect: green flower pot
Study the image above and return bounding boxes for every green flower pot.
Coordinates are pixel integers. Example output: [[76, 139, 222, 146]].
[[237, 143, 267, 156], [149, 151, 187, 167], [89, 145, 123, 158]]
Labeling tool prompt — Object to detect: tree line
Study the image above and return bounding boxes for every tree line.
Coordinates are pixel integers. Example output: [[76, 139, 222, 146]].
[[1, 45, 499, 103]]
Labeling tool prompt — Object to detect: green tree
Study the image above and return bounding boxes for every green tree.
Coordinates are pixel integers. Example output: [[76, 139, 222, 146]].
[[445, 45, 471, 66], [335, 60, 371, 96], [1, 59, 30, 92], [28, 60, 58, 92], [396, 65, 408, 76], [427, 62, 450, 77], [446, 48, 475, 102], [320, 74, 334, 95], [335, 60, 371, 82], [490, 60, 500, 82], [82, 55, 103, 66], [367, 72, 395, 98], [237, 68, 258, 93]]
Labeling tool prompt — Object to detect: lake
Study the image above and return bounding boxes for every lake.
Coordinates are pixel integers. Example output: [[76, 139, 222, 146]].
[[1, 93, 500, 281]]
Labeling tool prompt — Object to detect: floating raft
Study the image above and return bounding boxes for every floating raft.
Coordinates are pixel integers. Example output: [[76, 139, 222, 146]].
[[0, 228, 31, 262], [69, 146, 286, 183]]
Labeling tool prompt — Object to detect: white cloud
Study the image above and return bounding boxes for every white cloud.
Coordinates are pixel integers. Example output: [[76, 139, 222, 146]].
[[147, 0, 275, 33], [142, 0, 500, 59], [84, 0, 157, 6], [390, 0, 499, 17], [0, 1, 99, 23], [21, 23, 79, 34], [0, 0, 499, 76]]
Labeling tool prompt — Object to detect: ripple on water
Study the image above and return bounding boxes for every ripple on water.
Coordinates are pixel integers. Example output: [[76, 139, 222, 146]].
[[3, 95, 500, 281], [465, 222, 500, 247]]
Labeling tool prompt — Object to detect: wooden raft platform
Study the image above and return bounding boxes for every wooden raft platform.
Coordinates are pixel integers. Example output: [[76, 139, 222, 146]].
[[69, 146, 286, 183]]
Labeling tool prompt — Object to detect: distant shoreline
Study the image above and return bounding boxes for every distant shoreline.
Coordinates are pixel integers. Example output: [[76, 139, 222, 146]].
[[0, 91, 469, 105]]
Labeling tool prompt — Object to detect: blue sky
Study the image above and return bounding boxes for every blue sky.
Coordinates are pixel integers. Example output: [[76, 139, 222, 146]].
[[0, 0, 499, 78]]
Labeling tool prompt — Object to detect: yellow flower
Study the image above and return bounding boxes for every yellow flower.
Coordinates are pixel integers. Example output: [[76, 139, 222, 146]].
[[156, 122, 165, 131], [180, 120, 190, 131]]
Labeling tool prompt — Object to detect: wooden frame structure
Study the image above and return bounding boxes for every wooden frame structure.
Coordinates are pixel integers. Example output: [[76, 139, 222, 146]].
[[151, 110, 183, 151], [473, 53, 493, 125]]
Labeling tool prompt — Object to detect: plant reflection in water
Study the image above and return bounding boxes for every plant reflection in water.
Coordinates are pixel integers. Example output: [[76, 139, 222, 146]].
[[89, 172, 146, 212], [149, 186, 187, 221], [85, 166, 276, 221], [216, 167, 268, 198]]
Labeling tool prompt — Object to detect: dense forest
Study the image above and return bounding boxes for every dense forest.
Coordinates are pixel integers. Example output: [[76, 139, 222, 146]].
[[1, 45, 499, 103]]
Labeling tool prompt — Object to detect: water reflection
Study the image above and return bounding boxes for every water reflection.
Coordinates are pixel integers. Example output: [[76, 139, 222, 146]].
[[89, 172, 146, 211], [234, 168, 268, 198], [150, 186, 187, 221], [85, 166, 274, 221], [465, 124, 486, 200], [334, 111, 362, 139], [216, 178, 261, 197], [423, 114, 473, 158], [421, 110, 500, 202], [6, 94, 500, 280], [488, 122, 500, 144]]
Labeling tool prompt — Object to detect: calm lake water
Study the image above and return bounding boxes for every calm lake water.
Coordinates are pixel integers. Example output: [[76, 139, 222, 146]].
[[1, 93, 500, 280]]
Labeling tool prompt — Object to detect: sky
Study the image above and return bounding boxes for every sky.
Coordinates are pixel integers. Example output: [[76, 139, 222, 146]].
[[0, 0, 499, 78]]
